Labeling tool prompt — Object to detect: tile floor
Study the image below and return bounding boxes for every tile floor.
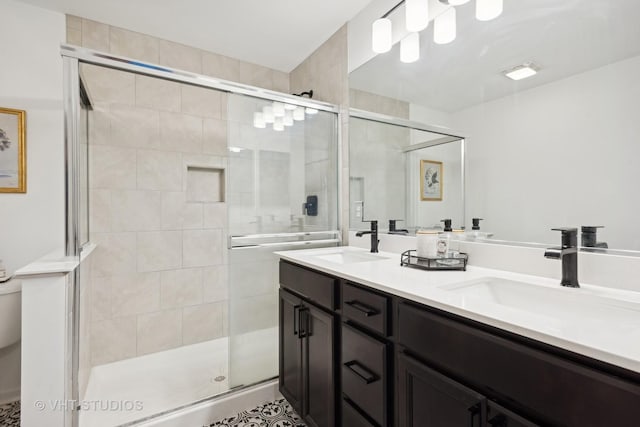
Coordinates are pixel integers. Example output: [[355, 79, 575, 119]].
[[0, 400, 20, 427], [208, 398, 305, 427]]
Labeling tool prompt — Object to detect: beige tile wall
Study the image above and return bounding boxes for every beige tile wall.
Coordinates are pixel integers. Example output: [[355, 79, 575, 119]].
[[82, 64, 231, 366], [66, 16, 290, 93]]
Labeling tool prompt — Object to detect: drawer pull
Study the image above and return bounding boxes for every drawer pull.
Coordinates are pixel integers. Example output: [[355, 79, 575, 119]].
[[468, 403, 481, 427], [298, 307, 309, 339], [293, 305, 301, 336], [344, 360, 379, 384], [345, 300, 379, 317]]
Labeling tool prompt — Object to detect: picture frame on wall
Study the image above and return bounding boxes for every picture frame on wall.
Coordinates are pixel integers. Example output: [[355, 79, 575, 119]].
[[0, 107, 26, 193], [420, 159, 442, 201]]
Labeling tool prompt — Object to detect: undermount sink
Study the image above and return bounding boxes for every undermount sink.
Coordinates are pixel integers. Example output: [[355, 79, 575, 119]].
[[313, 251, 389, 265], [439, 277, 640, 323]]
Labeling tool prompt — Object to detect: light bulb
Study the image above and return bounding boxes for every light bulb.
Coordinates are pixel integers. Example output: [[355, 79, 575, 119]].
[[263, 105, 274, 123], [400, 33, 420, 63], [253, 112, 266, 129], [406, 0, 429, 32], [372, 18, 392, 53], [273, 102, 285, 117], [434, 7, 456, 44], [284, 103, 297, 110], [273, 117, 284, 131], [293, 106, 305, 121], [448, 0, 470, 5], [283, 111, 294, 126], [305, 107, 318, 115], [476, 0, 503, 21]]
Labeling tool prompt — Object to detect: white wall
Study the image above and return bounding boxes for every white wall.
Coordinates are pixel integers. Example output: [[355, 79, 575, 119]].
[[0, 0, 66, 274], [452, 55, 640, 248]]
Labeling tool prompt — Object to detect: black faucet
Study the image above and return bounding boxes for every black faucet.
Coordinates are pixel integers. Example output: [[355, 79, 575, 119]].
[[581, 226, 608, 249], [544, 228, 579, 288], [388, 219, 409, 235], [356, 220, 379, 253]]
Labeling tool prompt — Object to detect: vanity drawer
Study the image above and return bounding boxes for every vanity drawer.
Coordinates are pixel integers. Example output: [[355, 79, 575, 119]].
[[342, 282, 390, 336], [397, 302, 640, 426], [342, 323, 389, 426], [342, 398, 378, 427], [279, 261, 337, 310]]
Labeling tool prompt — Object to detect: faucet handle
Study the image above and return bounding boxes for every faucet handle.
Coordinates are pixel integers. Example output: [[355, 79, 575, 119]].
[[551, 227, 578, 247]]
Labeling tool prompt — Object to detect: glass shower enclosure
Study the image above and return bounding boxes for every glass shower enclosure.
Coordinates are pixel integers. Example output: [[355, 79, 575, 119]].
[[62, 45, 340, 426]]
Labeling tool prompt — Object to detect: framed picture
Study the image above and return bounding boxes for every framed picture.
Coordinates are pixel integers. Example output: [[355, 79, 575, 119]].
[[420, 159, 442, 201], [0, 107, 26, 193]]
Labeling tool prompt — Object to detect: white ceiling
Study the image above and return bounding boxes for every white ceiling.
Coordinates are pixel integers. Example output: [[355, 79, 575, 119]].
[[16, 0, 372, 72], [350, 0, 640, 112]]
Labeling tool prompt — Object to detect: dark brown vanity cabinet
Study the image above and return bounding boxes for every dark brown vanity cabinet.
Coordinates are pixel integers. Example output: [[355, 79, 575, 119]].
[[279, 261, 640, 427], [279, 262, 338, 427]]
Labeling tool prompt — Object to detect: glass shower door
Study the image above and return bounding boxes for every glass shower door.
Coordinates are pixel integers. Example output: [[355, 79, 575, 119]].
[[226, 93, 339, 388]]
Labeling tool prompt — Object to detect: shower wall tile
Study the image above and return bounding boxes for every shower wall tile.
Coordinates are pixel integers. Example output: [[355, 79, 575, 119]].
[[183, 229, 224, 267], [159, 40, 202, 74], [136, 75, 182, 113], [111, 190, 162, 232], [181, 85, 224, 119], [230, 294, 277, 335], [182, 302, 225, 345], [67, 27, 82, 46], [159, 112, 203, 153], [81, 19, 110, 52], [90, 145, 137, 190], [111, 272, 161, 317], [91, 277, 111, 323], [160, 268, 204, 309], [88, 109, 111, 146], [66, 14, 82, 30], [110, 27, 159, 63], [91, 232, 137, 278], [203, 118, 228, 156], [109, 104, 160, 148], [137, 231, 183, 272], [272, 70, 290, 93], [137, 149, 182, 191], [161, 192, 204, 230], [136, 309, 182, 355], [202, 52, 241, 82], [89, 189, 112, 232], [239, 62, 272, 89], [203, 203, 227, 229], [81, 64, 135, 105], [91, 316, 137, 365], [203, 265, 228, 303]]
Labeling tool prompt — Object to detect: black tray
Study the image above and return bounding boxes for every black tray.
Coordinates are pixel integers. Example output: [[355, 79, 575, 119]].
[[400, 250, 468, 271]]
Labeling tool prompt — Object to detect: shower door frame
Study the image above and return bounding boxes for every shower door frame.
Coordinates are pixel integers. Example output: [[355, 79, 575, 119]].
[[61, 43, 343, 426]]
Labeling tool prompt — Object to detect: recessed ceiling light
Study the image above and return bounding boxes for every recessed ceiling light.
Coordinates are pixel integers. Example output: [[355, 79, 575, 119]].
[[503, 63, 540, 81]]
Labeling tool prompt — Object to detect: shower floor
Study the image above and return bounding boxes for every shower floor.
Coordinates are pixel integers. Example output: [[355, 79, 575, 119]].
[[81, 327, 277, 427]]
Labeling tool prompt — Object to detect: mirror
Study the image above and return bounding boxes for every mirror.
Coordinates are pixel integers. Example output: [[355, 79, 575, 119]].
[[349, 0, 640, 252], [349, 112, 465, 233]]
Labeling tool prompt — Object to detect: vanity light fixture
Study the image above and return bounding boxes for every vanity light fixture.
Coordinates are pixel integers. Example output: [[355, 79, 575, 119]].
[[503, 62, 540, 81], [476, 0, 503, 21], [434, 6, 457, 44], [372, 18, 393, 53], [262, 105, 275, 123], [293, 106, 305, 121], [253, 112, 266, 128], [373, 0, 503, 61], [406, 0, 429, 32], [400, 32, 420, 63], [273, 117, 285, 131], [272, 102, 285, 117], [283, 110, 294, 126], [305, 107, 319, 115], [228, 147, 244, 153]]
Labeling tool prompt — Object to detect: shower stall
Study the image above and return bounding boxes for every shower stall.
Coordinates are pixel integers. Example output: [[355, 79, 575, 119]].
[[63, 45, 340, 426]]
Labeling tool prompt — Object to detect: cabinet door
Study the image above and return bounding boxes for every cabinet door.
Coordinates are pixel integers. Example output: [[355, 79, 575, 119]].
[[397, 352, 486, 427], [303, 303, 336, 427], [487, 401, 539, 427], [279, 288, 303, 414]]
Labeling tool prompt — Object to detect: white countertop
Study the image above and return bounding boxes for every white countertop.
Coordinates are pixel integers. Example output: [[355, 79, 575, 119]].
[[276, 246, 640, 374]]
